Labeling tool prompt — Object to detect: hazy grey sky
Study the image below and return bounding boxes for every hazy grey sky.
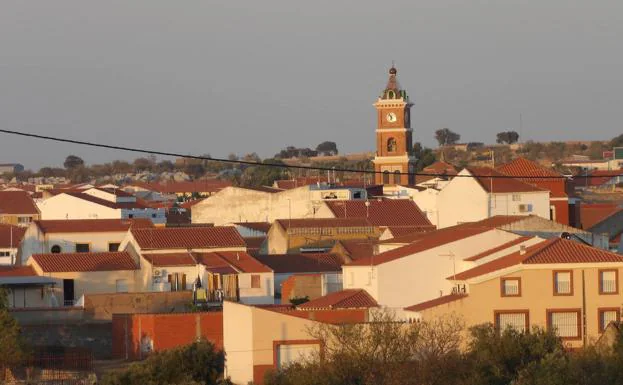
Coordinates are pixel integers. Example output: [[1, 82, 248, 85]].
[[1, 0, 622, 169]]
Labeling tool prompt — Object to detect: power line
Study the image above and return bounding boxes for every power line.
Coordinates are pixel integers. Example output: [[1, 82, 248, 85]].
[[0, 128, 593, 180]]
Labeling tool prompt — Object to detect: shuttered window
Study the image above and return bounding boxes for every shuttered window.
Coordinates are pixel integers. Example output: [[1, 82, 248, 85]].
[[251, 274, 261, 289], [495, 311, 528, 333], [548, 310, 580, 339], [599, 309, 620, 333], [501, 278, 521, 296], [554, 271, 572, 295], [600, 270, 618, 294]]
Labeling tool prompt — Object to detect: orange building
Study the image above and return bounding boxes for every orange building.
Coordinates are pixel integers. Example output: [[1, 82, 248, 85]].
[[373, 67, 416, 186]]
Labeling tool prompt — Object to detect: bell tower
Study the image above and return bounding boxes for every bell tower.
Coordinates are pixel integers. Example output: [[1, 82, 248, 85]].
[[373, 66, 416, 186]]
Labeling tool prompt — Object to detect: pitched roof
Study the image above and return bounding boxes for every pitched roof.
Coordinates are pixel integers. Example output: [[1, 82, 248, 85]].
[[63, 192, 149, 209], [496, 157, 562, 180], [580, 204, 623, 230], [275, 217, 374, 229], [463, 236, 533, 262], [130, 226, 245, 250], [335, 239, 375, 261], [0, 191, 39, 215], [254, 253, 344, 273], [196, 251, 272, 273], [0, 265, 37, 277], [386, 226, 433, 239], [422, 161, 459, 175], [234, 222, 272, 233], [35, 218, 152, 234], [325, 200, 433, 228], [30, 251, 138, 272], [142, 252, 197, 267], [297, 289, 378, 309], [0, 224, 27, 248], [244, 236, 266, 254], [453, 238, 623, 280], [404, 294, 467, 312], [350, 225, 494, 266], [466, 167, 546, 193]]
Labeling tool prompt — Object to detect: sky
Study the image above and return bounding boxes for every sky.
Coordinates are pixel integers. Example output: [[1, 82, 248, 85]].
[[1, 0, 622, 170]]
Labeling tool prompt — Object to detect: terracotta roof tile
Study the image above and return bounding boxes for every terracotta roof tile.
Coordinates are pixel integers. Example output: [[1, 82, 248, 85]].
[[405, 294, 467, 312], [297, 289, 378, 309], [63, 192, 149, 209], [131, 226, 245, 250], [496, 157, 569, 198], [325, 200, 433, 228], [30, 251, 138, 272], [0, 224, 27, 248], [234, 222, 272, 233], [0, 265, 37, 277], [453, 238, 623, 280], [0, 191, 39, 215], [244, 237, 266, 254], [35, 219, 152, 234], [463, 236, 533, 262], [254, 253, 344, 273], [142, 252, 197, 267], [386, 226, 433, 238], [350, 226, 494, 266], [334, 239, 375, 261], [466, 167, 546, 193], [580, 204, 623, 230], [196, 251, 272, 273], [275, 217, 374, 229]]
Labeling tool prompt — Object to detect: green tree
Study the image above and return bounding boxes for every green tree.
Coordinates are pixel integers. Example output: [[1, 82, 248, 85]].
[[435, 128, 461, 146], [134, 157, 154, 172], [63, 155, 84, 170], [496, 131, 520, 144], [0, 288, 26, 368], [316, 141, 339, 156], [412, 142, 436, 171], [240, 159, 286, 187], [101, 340, 230, 385], [610, 134, 623, 148]]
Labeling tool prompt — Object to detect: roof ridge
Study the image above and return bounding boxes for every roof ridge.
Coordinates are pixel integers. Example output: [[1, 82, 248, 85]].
[[520, 237, 559, 264]]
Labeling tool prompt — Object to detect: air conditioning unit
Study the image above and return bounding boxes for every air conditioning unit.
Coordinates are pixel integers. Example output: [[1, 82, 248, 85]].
[[518, 204, 533, 213]]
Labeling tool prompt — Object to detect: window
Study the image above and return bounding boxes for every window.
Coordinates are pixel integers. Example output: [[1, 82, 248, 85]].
[[108, 243, 121, 252], [251, 274, 261, 289], [0, 251, 10, 257], [382, 171, 390, 184], [387, 138, 397, 152], [512, 194, 521, 202], [116, 279, 129, 293], [553, 270, 573, 295], [75, 243, 90, 253], [501, 278, 521, 297], [151, 213, 157, 218], [494, 311, 529, 333], [393, 170, 401, 184], [128, 214, 134, 219], [50, 245, 62, 253], [598, 308, 620, 333], [17, 216, 31, 224], [599, 269, 618, 294], [547, 309, 581, 339]]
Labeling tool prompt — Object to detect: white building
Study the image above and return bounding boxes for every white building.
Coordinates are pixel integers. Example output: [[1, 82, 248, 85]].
[[342, 223, 542, 309], [37, 188, 166, 224], [120, 226, 275, 304], [436, 167, 551, 229], [19, 218, 152, 264], [191, 185, 362, 226]]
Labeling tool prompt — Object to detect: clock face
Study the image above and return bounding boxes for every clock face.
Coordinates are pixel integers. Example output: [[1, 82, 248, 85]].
[[386, 112, 397, 123]]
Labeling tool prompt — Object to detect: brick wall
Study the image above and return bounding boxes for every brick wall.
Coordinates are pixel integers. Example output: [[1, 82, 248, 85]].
[[112, 312, 223, 360]]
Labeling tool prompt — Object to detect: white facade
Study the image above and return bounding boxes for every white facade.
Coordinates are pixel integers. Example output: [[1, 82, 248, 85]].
[[192, 186, 336, 225], [405, 187, 442, 227], [343, 229, 525, 308], [437, 169, 550, 229], [20, 223, 129, 264], [37, 193, 165, 224]]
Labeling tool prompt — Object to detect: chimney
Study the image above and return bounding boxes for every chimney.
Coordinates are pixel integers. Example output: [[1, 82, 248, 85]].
[[519, 245, 527, 255]]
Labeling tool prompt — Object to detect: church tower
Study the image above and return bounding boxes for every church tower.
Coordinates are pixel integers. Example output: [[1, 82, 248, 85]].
[[373, 66, 416, 186]]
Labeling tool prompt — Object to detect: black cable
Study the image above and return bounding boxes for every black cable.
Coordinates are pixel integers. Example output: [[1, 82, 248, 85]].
[[0, 128, 593, 180]]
